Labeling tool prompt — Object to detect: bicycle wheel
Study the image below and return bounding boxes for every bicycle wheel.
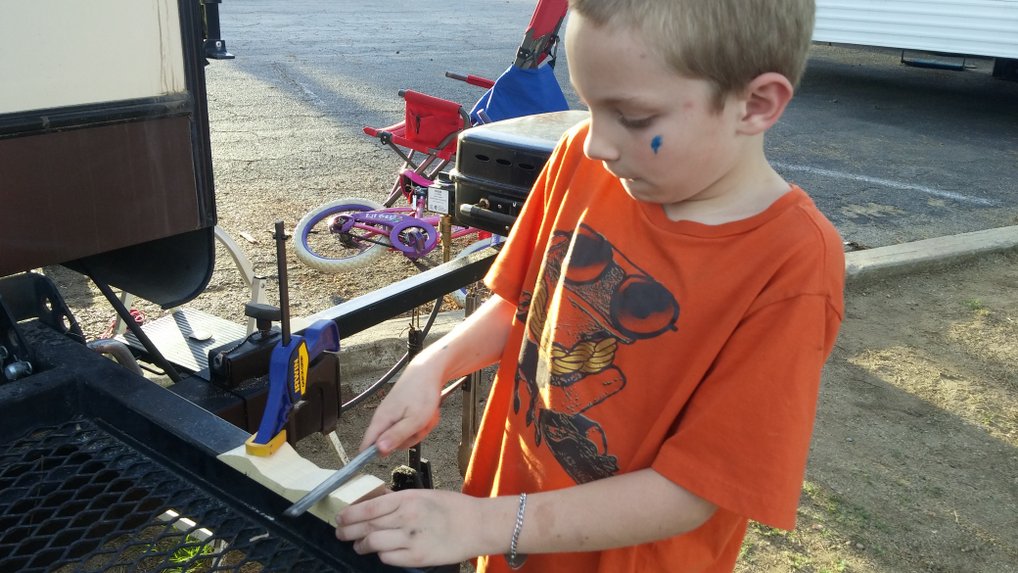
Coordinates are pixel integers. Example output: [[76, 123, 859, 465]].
[[293, 197, 389, 273], [450, 237, 499, 307]]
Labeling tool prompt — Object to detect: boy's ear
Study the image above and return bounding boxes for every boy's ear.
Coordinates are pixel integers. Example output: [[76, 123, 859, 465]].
[[736, 72, 794, 135]]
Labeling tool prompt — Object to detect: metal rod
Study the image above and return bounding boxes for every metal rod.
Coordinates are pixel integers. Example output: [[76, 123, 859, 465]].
[[274, 221, 291, 346], [340, 296, 444, 411], [406, 325, 425, 472], [88, 275, 182, 383], [87, 339, 145, 377], [283, 444, 381, 518], [284, 382, 465, 518], [441, 215, 452, 262], [459, 293, 481, 476]]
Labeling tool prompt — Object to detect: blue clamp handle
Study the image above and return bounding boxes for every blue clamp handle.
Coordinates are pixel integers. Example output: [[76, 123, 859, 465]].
[[251, 319, 340, 447]]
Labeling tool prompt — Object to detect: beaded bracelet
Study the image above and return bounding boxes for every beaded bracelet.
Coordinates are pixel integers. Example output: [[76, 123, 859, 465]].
[[505, 492, 528, 569]]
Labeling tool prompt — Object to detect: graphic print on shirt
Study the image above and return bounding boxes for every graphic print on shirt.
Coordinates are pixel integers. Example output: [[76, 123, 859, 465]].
[[514, 224, 680, 484]]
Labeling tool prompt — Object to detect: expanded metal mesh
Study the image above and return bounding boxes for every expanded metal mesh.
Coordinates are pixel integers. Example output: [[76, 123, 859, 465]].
[[0, 418, 337, 572]]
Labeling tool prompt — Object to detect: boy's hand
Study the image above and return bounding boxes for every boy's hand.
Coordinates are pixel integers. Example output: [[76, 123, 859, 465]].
[[359, 295, 516, 453], [335, 489, 495, 567], [359, 360, 443, 454]]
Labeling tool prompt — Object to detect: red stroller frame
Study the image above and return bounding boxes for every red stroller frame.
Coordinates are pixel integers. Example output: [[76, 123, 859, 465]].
[[515, 0, 569, 68], [448, 0, 568, 88]]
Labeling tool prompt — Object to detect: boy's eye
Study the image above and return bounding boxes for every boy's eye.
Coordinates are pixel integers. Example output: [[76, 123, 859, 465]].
[[618, 114, 653, 129]]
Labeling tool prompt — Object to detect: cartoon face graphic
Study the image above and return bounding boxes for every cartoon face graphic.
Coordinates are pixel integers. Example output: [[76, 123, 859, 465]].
[[514, 224, 679, 483]]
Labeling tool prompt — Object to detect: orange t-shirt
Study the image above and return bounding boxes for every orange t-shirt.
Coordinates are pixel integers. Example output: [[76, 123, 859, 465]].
[[463, 121, 845, 572]]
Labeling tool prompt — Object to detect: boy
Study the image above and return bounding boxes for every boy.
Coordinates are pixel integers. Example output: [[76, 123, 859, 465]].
[[335, 0, 844, 571]]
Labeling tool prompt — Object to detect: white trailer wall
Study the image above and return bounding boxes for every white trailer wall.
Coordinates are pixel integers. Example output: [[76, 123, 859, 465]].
[[815, 0, 1018, 59], [0, 0, 186, 114]]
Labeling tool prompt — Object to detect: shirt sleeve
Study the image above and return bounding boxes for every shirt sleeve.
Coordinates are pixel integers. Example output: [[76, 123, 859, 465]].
[[483, 169, 548, 303], [652, 292, 841, 530]]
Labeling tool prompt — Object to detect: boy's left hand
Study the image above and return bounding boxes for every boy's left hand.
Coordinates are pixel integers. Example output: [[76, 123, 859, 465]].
[[336, 489, 491, 567]]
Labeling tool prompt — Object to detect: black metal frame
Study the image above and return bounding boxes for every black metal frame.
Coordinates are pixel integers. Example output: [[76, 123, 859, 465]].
[[301, 246, 497, 339], [0, 94, 194, 140], [169, 248, 497, 433], [0, 321, 399, 572], [203, 0, 235, 60]]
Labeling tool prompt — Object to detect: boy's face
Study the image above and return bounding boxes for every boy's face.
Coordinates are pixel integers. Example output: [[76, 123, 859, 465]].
[[565, 14, 746, 210]]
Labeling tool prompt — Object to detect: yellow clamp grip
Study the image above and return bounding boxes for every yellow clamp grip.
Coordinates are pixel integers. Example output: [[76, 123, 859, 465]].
[[245, 430, 287, 457]]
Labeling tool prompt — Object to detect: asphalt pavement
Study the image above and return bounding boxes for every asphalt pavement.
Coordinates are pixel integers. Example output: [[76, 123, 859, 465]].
[[208, 0, 1018, 363], [776, 44, 1018, 249], [211, 0, 1018, 250]]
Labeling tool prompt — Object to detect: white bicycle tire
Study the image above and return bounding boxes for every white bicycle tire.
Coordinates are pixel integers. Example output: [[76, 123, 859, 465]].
[[293, 197, 389, 273]]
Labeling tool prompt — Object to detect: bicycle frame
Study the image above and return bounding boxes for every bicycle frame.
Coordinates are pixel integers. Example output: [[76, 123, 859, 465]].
[[334, 181, 487, 260], [334, 209, 463, 259]]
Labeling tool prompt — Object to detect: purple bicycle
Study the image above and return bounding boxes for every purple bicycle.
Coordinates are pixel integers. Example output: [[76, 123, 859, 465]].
[[293, 169, 495, 272], [293, 169, 498, 306]]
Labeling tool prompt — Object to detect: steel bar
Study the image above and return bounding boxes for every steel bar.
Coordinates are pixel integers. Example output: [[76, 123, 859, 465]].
[[88, 274, 182, 383], [284, 444, 381, 518], [284, 382, 466, 518], [274, 221, 291, 346], [298, 247, 497, 339]]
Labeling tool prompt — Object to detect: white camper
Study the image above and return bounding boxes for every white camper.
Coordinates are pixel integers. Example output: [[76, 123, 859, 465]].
[[0, 0, 220, 289], [814, 0, 1018, 77]]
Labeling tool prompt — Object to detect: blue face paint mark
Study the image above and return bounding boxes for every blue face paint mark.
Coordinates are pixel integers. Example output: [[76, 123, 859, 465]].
[[651, 135, 663, 155]]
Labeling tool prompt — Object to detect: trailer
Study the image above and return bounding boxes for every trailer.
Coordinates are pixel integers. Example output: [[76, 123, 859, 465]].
[[814, 0, 1018, 77], [0, 1, 495, 571]]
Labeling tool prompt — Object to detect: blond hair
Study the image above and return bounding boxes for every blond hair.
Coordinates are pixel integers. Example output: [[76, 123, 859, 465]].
[[568, 0, 815, 108]]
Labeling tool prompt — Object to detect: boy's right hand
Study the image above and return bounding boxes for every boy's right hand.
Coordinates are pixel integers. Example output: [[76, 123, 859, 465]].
[[359, 359, 444, 455], [357, 294, 518, 456]]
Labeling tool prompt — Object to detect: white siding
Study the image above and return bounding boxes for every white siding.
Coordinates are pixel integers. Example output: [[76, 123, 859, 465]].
[[815, 0, 1018, 58], [0, 0, 187, 114]]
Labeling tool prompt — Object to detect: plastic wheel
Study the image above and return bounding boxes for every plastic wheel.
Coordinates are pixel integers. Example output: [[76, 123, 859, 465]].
[[450, 238, 499, 307], [293, 197, 390, 273]]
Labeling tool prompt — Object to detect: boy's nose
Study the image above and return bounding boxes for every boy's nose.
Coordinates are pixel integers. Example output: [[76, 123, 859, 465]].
[[583, 121, 620, 162]]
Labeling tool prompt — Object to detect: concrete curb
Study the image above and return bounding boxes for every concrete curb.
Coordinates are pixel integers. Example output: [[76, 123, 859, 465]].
[[845, 225, 1018, 285], [338, 309, 465, 379], [339, 226, 1018, 373]]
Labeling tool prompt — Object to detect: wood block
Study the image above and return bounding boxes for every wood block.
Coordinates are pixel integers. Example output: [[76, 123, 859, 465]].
[[218, 442, 386, 525]]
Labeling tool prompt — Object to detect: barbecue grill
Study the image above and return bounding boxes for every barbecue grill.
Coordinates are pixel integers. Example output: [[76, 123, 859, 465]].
[[453, 110, 589, 235]]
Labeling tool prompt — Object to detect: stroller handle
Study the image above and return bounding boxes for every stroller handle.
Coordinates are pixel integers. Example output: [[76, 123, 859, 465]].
[[445, 71, 496, 90]]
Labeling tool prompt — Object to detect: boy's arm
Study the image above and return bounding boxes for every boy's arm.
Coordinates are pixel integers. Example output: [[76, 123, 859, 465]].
[[358, 294, 517, 454], [336, 467, 716, 567], [512, 468, 715, 553]]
